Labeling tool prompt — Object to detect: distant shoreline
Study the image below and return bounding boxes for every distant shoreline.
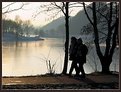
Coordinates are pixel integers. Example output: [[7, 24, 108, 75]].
[[2, 32, 44, 42]]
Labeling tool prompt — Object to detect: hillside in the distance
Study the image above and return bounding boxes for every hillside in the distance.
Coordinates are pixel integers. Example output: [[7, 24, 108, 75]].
[[41, 3, 92, 37], [42, 17, 65, 31]]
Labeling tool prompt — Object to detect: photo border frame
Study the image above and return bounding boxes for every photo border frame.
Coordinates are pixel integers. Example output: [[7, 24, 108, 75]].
[[1, 0, 120, 92]]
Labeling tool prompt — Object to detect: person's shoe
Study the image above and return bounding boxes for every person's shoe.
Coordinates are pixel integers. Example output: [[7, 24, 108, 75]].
[[80, 75, 86, 78], [68, 73, 72, 77], [74, 74, 78, 77]]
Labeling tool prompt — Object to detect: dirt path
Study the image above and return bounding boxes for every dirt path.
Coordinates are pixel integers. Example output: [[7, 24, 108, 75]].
[[2, 73, 119, 89], [3, 76, 83, 85]]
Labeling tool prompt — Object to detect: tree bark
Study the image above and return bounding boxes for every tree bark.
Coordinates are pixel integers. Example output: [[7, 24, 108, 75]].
[[62, 2, 69, 74], [100, 56, 112, 74], [105, 2, 113, 57], [83, 2, 118, 73], [92, 2, 103, 59]]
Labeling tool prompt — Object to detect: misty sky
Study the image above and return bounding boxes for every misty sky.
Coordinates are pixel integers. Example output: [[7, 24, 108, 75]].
[[2, 2, 91, 27]]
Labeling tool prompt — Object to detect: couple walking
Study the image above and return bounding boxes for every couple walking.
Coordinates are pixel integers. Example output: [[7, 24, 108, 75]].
[[69, 37, 88, 78]]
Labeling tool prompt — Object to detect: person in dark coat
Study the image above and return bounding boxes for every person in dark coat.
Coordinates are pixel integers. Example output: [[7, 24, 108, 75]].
[[75, 38, 88, 78], [68, 37, 78, 76]]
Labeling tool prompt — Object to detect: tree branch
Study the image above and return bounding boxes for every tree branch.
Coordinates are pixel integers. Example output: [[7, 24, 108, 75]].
[[52, 2, 66, 16], [2, 2, 15, 9], [109, 17, 118, 58], [87, 5, 108, 21], [83, 2, 94, 26], [105, 2, 113, 56], [93, 2, 103, 58], [98, 30, 108, 36], [2, 3, 25, 14]]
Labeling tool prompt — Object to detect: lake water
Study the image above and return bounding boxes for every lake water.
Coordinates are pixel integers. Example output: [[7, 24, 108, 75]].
[[2, 38, 119, 76]]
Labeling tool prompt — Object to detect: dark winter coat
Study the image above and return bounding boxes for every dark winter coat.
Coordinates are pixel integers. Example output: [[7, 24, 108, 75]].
[[76, 44, 88, 64], [69, 42, 77, 60]]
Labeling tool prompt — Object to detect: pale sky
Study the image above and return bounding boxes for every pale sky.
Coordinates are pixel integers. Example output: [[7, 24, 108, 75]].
[[2, 2, 91, 27]]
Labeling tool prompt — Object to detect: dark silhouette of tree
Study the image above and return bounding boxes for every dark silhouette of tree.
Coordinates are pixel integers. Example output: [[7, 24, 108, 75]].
[[49, 2, 83, 74], [48, 2, 70, 74], [2, 17, 37, 37], [36, 2, 73, 74], [2, 18, 22, 34], [62, 2, 69, 74], [34, 2, 85, 74], [2, 2, 30, 37], [83, 2, 119, 73]]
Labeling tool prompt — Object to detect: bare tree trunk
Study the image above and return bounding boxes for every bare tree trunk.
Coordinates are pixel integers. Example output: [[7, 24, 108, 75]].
[[83, 2, 119, 73], [100, 56, 112, 73], [92, 2, 103, 59], [101, 17, 118, 73], [105, 2, 113, 57], [62, 2, 69, 74]]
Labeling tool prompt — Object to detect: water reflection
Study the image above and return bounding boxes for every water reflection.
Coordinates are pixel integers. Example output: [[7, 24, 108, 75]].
[[2, 38, 119, 76], [2, 38, 65, 76]]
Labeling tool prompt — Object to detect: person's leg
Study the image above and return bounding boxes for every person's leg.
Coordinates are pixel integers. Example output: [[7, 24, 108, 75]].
[[74, 59, 80, 76], [69, 61, 75, 76], [75, 63, 80, 76], [79, 63, 86, 78]]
